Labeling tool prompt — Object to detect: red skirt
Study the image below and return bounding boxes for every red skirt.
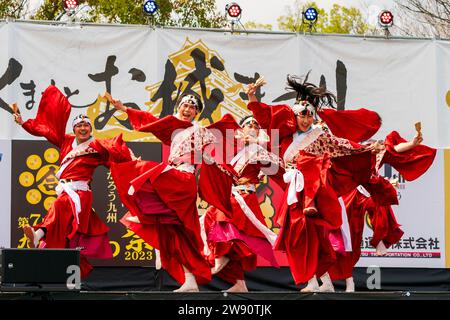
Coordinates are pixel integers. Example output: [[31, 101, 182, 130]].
[[112, 161, 211, 285]]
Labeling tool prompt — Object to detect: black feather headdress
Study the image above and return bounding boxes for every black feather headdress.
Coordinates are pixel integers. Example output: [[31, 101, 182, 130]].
[[286, 71, 336, 109]]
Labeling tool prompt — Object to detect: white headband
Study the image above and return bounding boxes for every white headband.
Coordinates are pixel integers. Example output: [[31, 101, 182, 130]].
[[72, 115, 92, 128], [241, 116, 260, 128], [292, 100, 315, 116], [180, 95, 199, 108]]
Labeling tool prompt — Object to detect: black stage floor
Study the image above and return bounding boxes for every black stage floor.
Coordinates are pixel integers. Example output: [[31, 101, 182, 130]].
[[1, 290, 450, 300], [1, 266, 450, 300]]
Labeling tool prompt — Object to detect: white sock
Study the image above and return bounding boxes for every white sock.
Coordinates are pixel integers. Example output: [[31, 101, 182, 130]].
[[345, 277, 355, 292], [174, 267, 199, 292], [301, 276, 319, 292], [35, 229, 45, 242], [319, 272, 335, 292], [155, 249, 161, 270], [31, 228, 44, 247]]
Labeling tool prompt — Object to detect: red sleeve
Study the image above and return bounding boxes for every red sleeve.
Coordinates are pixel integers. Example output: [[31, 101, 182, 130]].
[[247, 101, 297, 140], [362, 175, 399, 206], [247, 101, 273, 130], [198, 162, 234, 218], [206, 113, 240, 164], [137, 115, 192, 145], [89, 134, 133, 167], [382, 131, 437, 181], [21, 85, 71, 148], [126, 108, 159, 131], [318, 108, 381, 142], [126, 107, 193, 145], [328, 151, 375, 197]]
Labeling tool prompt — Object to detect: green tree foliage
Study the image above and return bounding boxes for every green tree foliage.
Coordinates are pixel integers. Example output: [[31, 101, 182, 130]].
[[323, 4, 369, 34], [32, 0, 226, 27], [0, 0, 27, 19], [277, 0, 369, 35], [244, 21, 273, 31]]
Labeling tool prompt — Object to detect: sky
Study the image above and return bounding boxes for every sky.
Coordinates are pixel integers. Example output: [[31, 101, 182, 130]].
[[216, 0, 396, 29]]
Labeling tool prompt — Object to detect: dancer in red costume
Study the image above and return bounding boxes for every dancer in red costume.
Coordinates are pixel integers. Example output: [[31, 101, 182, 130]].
[[328, 128, 436, 292], [246, 73, 381, 292], [109, 93, 238, 292], [13, 85, 133, 278], [199, 115, 281, 292]]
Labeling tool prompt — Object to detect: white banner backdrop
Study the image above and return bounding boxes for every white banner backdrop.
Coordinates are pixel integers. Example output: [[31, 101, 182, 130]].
[[436, 41, 450, 147], [0, 22, 448, 268], [0, 140, 11, 248]]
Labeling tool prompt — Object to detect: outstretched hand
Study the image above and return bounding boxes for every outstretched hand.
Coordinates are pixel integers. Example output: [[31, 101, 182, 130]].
[[245, 83, 257, 102], [11, 103, 24, 125], [368, 140, 384, 154], [412, 132, 423, 146], [13, 113, 24, 125], [105, 92, 126, 112]]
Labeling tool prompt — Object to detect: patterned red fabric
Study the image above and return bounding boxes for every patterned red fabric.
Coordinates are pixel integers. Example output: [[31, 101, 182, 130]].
[[249, 100, 377, 284]]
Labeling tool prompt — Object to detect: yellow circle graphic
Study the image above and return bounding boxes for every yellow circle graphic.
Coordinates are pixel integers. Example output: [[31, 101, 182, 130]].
[[35, 165, 59, 196], [43, 196, 57, 211], [26, 189, 42, 205], [44, 148, 59, 164], [19, 172, 34, 187], [446, 90, 450, 108], [26, 155, 42, 170]]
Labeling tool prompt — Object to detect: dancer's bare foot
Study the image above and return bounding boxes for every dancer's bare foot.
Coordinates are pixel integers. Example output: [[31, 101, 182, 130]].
[[173, 273, 199, 292], [319, 272, 335, 292], [225, 280, 248, 293], [345, 277, 355, 293], [376, 240, 387, 256], [211, 256, 230, 275], [173, 283, 199, 292], [23, 225, 37, 248], [303, 207, 318, 216], [300, 276, 319, 293], [319, 283, 335, 292]]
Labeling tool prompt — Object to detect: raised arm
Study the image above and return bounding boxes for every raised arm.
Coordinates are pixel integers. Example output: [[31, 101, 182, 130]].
[[393, 132, 423, 153], [109, 96, 159, 132], [381, 130, 436, 181], [17, 85, 71, 148]]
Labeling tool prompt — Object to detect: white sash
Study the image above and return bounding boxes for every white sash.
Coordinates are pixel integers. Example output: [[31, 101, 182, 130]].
[[56, 137, 95, 179], [199, 214, 211, 256], [283, 168, 304, 205], [231, 188, 277, 246], [283, 125, 323, 165], [357, 185, 371, 198], [338, 196, 353, 252], [55, 180, 90, 224]]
